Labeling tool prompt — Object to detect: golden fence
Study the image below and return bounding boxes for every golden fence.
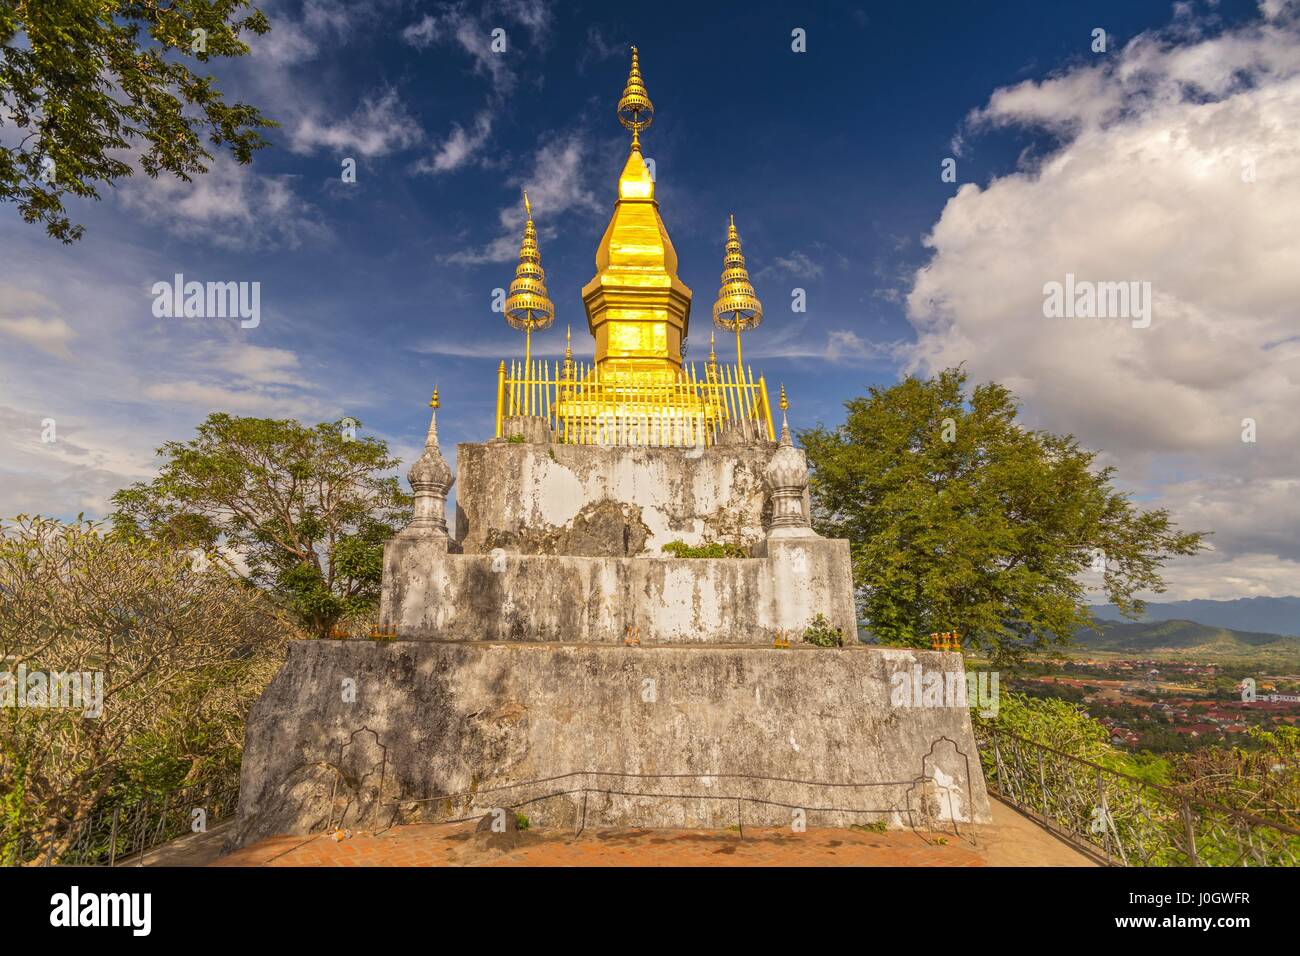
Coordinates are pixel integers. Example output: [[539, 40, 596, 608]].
[[496, 359, 775, 447]]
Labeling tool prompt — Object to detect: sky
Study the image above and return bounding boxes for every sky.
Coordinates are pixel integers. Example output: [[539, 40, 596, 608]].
[[1, 0, 1298, 601]]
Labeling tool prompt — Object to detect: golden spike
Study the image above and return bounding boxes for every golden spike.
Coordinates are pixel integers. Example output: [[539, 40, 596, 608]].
[[713, 215, 763, 369], [429, 385, 440, 409], [617, 46, 654, 145], [503, 191, 555, 373], [779, 383, 788, 411]]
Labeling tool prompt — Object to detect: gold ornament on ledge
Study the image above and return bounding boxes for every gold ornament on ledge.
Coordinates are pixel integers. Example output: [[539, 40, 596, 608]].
[[503, 190, 555, 373], [713, 215, 763, 368]]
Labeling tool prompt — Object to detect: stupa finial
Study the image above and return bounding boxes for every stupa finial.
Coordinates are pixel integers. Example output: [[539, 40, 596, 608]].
[[617, 45, 654, 151], [778, 384, 791, 443], [713, 214, 764, 367], [503, 190, 555, 372]]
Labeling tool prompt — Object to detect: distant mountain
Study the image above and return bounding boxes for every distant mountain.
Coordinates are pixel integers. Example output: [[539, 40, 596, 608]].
[[1074, 618, 1300, 658], [1089, 596, 1300, 637]]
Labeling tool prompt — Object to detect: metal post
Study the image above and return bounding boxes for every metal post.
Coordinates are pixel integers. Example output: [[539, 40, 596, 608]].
[[1096, 767, 1111, 865], [1037, 750, 1048, 816], [1182, 798, 1200, 866], [495, 361, 506, 437], [109, 807, 120, 867]]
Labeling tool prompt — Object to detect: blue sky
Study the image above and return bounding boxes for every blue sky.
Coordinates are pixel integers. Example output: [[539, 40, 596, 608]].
[[3, 0, 1298, 600]]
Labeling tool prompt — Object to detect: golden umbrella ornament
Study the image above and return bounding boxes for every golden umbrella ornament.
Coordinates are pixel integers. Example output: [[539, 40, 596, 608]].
[[712, 214, 763, 368], [503, 191, 555, 375]]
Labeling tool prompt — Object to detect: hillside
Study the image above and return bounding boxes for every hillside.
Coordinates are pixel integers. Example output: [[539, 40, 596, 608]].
[[1089, 596, 1300, 636], [1074, 617, 1300, 659]]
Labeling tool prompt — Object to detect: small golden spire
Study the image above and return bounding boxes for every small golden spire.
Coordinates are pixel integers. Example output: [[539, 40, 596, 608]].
[[617, 45, 653, 150], [503, 190, 555, 372], [562, 324, 575, 383], [778, 383, 792, 444], [429, 385, 440, 409], [712, 214, 763, 367]]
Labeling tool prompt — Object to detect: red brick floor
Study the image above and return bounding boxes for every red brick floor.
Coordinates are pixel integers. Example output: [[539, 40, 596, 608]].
[[217, 822, 986, 867], [214, 799, 1096, 867]]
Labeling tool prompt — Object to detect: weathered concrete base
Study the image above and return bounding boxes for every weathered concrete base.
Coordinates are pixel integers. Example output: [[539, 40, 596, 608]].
[[379, 536, 857, 644], [232, 640, 991, 847], [455, 442, 784, 555]]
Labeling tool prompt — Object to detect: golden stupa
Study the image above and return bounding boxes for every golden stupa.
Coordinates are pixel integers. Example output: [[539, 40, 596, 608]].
[[496, 47, 774, 447]]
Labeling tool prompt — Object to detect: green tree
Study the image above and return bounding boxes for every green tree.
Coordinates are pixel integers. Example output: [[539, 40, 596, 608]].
[[111, 414, 411, 639], [800, 368, 1205, 663], [0, 0, 275, 242], [0, 514, 294, 864]]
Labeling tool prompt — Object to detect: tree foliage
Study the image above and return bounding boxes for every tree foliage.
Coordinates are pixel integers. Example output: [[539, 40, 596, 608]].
[[0, 0, 275, 242], [800, 368, 1206, 662], [0, 514, 295, 864], [110, 414, 411, 639]]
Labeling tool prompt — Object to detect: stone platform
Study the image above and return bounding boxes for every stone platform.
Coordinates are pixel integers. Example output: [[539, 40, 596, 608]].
[[380, 536, 856, 644], [231, 639, 991, 848], [455, 442, 798, 556]]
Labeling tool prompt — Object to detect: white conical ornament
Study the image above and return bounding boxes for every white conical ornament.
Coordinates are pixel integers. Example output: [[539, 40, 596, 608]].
[[403, 387, 453, 538], [765, 386, 816, 538]]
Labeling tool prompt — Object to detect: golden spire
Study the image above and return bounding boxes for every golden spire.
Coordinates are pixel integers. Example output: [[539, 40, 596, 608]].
[[778, 384, 791, 444], [706, 330, 719, 382], [582, 45, 691, 382], [712, 214, 763, 367], [503, 190, 555, 372], [562, 324, 575, 383], [429, 385, 440, 409], [617, 45, 653, 152]]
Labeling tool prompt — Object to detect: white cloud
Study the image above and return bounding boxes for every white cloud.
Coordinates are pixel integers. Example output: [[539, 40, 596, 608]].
[[904, 4, 1300, 598], [116, 154, 327, 249], [755, 250, 826, 282], [0, 287, 74, 359], [447, 132, 601, 264], [289, 88, 423, 159], [415, 111, 494, 175]]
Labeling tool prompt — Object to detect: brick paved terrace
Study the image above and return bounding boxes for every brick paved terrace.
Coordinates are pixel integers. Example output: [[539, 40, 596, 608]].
[[212, 798, 1095, 867]]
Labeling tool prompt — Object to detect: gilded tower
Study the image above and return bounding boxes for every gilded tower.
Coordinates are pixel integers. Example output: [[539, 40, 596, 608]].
[[495, 46, 775, 446], [581, 47, 692, 381]]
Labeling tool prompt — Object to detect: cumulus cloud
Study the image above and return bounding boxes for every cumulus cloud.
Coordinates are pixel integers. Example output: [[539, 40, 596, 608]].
[[117, 154, 328, 249], [0, 287, 75, 359], [447, 132, 602, 264], [904, 3, 1300, 598], [415, 111, 494, 175], [289, 88, 423, 159], [400, 0, 553, 94], [755, 250, 826, 282]]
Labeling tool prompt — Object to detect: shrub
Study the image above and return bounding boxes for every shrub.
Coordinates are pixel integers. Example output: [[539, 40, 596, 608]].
[[0, 515, 298, 865], [802, 613, 844, 647], [660, 540, 748, 559]]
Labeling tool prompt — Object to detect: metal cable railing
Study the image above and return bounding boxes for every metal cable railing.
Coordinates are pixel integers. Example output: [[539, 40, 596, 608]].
[[11, 780, 239, 867], [976, 727, 1300, 866]]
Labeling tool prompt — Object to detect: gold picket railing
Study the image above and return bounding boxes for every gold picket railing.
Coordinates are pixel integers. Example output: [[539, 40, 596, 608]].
[[495, 358, 775, 447]]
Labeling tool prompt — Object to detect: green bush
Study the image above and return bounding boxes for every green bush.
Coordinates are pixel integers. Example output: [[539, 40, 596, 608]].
[[660, 540, 748, 559], [802, 613, 844, 647]]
